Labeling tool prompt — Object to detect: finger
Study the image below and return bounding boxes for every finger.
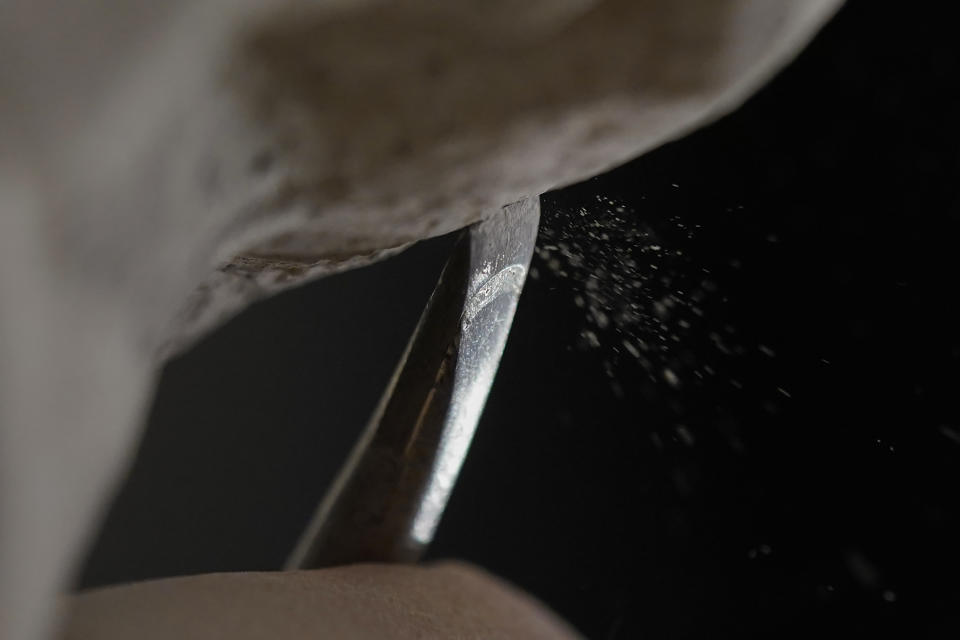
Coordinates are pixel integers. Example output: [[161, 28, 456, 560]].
[[59, 562, 582, 639]]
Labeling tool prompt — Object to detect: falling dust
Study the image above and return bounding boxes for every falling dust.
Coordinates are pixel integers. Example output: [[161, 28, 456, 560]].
[[528, 186, 905, 603], [529, 188, 795, 453]]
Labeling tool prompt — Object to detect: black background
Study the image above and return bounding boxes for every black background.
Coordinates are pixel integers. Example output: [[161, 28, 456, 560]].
[[79, 2, 960, 638]]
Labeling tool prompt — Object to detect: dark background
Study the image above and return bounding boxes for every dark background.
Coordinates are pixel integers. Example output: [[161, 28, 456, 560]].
[[79, 2, 960, 638]]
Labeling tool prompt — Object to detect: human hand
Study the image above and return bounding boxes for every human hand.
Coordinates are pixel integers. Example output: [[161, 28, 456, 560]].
[[60, 562, 581, 639]]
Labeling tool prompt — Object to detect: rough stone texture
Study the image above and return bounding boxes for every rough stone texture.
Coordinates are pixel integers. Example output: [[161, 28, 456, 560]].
[[176, 0, 844, 354], [0, 2, 840, 639]]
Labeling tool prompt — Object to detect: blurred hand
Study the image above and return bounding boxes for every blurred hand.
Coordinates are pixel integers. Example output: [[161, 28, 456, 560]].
[[60, 562, 581, 639]]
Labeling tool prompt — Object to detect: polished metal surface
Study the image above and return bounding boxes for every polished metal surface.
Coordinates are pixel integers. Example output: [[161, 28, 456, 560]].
[[287, 197, 540, 569]]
